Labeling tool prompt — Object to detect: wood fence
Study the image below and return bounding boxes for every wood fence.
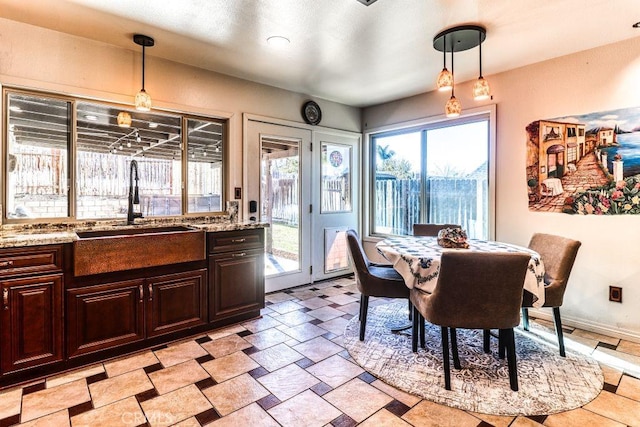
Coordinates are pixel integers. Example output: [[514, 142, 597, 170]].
[[375, 177, 487, 238], [267, 174, 486, 239]]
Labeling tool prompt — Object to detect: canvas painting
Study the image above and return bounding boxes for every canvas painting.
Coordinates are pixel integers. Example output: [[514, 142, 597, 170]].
[[526, 106, 640, 214]]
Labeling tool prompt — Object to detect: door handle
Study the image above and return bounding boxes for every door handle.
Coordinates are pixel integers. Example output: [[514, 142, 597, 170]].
[[231, 252, 246, 258], [3, 288, 8, 310], [0, 260, 14, 268], [148, 284, 153, 301], [231, 238, 246, 243], [139, 284, 144, 303]]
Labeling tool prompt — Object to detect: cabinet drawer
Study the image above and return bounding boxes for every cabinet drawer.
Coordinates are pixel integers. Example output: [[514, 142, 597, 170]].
[[0, 245, 63, 278], [208, 229, 264, 254]]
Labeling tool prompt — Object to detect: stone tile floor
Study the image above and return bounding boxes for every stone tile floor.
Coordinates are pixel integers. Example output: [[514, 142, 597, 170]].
[[1, 276, 640, 426]]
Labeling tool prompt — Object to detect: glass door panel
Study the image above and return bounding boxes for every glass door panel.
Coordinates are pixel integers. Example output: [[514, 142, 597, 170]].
[[261, 138, 301, 276]]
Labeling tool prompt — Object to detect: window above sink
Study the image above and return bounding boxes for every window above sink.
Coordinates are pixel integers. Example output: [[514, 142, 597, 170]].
[[3, 88, 227, 223]]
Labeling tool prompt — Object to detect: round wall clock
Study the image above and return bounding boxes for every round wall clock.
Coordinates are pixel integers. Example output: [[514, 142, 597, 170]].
[[302, 101, 322, 125]]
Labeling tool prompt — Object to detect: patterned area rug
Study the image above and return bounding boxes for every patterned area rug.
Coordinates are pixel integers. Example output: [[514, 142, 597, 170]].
[[344, 301, 603, 416]]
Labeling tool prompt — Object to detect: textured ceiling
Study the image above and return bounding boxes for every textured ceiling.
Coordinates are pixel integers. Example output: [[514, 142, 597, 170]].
[[1, 0, 639, 107]]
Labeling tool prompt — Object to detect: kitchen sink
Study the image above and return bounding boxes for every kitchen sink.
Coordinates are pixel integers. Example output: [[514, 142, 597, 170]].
[[74, 225, 206, 276]]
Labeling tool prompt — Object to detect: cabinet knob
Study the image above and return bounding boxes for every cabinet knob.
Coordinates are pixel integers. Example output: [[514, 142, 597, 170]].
[[0, 260, 14, 268], [2, 288, 8, 310]]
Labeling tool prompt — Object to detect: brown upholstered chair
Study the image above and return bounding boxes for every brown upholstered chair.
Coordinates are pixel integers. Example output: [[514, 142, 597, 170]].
[[346, 229, 409, 341], [522, 233, 581, 357], [410, 251, 530, 391], [412, 223, 460, 236]]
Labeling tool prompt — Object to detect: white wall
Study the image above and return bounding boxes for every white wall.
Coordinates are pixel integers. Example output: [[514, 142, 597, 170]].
[[0, 18, 361, 219], [363, 36, 640, 341]]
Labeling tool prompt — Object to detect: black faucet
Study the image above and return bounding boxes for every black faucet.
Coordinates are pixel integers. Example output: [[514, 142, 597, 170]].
[[127, 159, 143, 225]]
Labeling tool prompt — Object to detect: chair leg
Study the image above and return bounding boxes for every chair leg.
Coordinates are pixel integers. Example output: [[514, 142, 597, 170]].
[[359, 295, 369, 341], [411, 304, 419, 352], [498, 329, 506, 359], [483, 329, 491, 353], [408, 299, 412, 321], [504, 328, 519, 391], [522, 308, 530, 331], [553, 307, 566, 357], [419, 312, 425, 349], [450, 328, 461, 369], [441, 326, 451, 390]]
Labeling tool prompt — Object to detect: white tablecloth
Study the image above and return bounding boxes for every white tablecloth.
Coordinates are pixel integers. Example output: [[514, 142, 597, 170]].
[[376, 236, 546, 308], [542, 178, 564, 196]]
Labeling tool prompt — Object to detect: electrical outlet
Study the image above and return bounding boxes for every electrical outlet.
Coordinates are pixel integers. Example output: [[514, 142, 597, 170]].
[[609, 286, 622, 303]]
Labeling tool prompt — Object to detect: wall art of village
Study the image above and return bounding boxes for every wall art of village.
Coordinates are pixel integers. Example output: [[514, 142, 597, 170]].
[[527, 106, 640, 214]]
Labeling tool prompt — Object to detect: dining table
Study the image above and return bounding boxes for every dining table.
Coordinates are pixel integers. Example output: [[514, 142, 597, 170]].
[[376, 236, 547, 308]]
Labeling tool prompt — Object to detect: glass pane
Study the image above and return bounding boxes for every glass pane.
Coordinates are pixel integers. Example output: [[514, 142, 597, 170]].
[[76, 102, 182, 219], [261, 138, 300, 276], [372, 131, 422, 235], [6, 93, 70, 219], [425, 121, 489, 239], [187, 118, 224, 212], [321, 143, 352, 213]]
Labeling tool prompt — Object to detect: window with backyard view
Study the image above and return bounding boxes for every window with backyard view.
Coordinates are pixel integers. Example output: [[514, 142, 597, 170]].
[[371, 117, 491, 239]]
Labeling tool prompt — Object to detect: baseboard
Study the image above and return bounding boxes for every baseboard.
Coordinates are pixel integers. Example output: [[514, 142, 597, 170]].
[[528, 308, 640, 344]]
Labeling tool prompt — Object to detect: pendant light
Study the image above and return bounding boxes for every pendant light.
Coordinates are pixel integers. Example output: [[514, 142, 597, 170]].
[[444, 48, 461, 118], [433, 25, 487, 118], [472, 31, 491, 101], [435, 34, 453, 92], [133, 34, 154, 111]]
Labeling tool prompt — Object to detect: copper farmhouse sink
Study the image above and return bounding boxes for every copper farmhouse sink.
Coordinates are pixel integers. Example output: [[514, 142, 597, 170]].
[[74, 225, 205, 276]]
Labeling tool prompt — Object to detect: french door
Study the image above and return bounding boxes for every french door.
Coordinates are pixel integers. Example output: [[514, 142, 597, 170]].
[[245, 117, 360, 291]]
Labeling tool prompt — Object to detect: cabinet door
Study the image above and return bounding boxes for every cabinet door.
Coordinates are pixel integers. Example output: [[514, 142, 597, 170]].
[[66, 279, 145, 358], [146, 269, 207, 338], [209, 249, 264, 321], [1, 274, 63, 373]]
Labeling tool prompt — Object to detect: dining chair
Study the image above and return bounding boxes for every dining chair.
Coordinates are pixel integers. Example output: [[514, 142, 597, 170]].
[[412, 223, 460, 237], [410, 251, 530, 391], [522, 233, 581, 357], [346, 229, 410, 341]]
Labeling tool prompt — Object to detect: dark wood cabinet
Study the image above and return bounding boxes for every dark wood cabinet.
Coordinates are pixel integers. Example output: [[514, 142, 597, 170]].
[[0, 227, 265, 386], [67, 269, 207, 357], [0, 244, 64, 374], [147, 269, 207, 338], [66, 279, 145, 358], [208, 229, 265, 322], [1, 273, 63, 373]]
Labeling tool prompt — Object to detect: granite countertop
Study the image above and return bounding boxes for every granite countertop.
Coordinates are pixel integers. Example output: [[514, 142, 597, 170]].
[[0, 216, 269, 249]]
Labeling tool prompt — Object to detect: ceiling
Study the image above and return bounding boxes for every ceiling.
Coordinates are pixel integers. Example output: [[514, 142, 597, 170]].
[[1, 0, 639, 107]]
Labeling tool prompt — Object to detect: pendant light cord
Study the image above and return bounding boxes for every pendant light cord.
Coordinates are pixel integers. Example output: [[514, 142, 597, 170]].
[[478, 32, 483, 79], [141, 45, 146, 91]]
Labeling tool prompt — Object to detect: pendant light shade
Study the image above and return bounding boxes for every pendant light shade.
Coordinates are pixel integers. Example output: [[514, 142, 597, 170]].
[[135, 89, 152, 112], [445, 95, 462, 118], [133, 34, 154, 111], [436, 68, 453, 92], [117, 111, 132, 127], [473, 77, 491, 101]]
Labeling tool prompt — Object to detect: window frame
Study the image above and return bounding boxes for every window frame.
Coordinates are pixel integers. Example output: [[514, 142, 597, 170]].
[[2, 86, 228, 224], [363, 105, 496, 241]]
